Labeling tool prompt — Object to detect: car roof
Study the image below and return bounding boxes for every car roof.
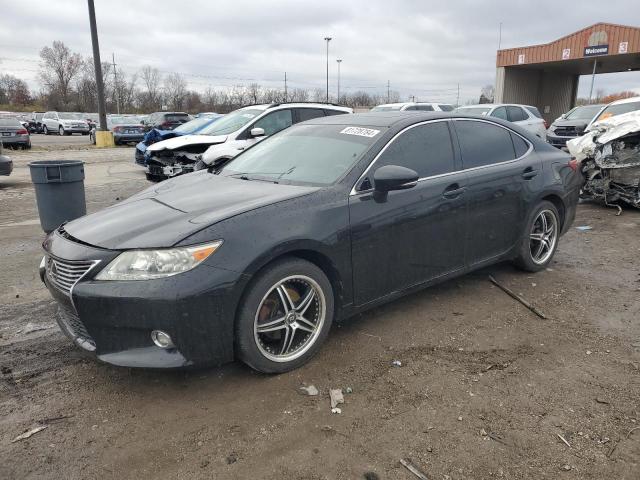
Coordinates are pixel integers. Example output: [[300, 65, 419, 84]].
[[458, 103, 536, 109], [237, 103, 351, 112], [606, 96, 640, 106], [304, 111, 457, 127]]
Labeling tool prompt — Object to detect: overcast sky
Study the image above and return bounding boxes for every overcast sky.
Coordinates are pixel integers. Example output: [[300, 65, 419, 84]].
[[0, 0, 638, 104]]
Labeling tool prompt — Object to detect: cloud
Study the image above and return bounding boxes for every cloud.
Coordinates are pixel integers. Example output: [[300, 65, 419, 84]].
[[0, 0, 638, 104]]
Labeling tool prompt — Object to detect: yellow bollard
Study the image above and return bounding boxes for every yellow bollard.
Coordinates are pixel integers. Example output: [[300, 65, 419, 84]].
[[94, 130, 115, 148]]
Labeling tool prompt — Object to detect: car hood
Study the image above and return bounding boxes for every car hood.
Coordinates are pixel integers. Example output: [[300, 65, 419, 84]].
[[550, 118, 589, 130], [146, 134, 228, 152], [63, 172, 320, 250]]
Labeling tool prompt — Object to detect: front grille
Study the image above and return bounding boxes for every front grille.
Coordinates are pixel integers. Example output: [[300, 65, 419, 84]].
[[553, 127, 579, 137], [46, 256, 95, 295]]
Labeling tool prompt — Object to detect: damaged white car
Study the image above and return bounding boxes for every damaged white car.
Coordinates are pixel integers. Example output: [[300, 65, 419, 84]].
[[568, 108, 640, 210], [144, 103, 352, 181]]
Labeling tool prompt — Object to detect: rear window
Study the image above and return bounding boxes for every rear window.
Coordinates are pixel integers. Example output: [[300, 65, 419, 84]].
[[507, 106, 528, 122], [0, 118, 21, 127], [525, 106, 543, 118], [323, 109, 347, 116], [165, 114, 189, 122], [438, 104, 454, 112]]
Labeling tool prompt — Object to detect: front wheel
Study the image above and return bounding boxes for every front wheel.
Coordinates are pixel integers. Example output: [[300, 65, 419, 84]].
[[43, 125, 49, 135], [513, 201, 560, 272], [235, 258, 334, 373], [58, 126, 64, 136]]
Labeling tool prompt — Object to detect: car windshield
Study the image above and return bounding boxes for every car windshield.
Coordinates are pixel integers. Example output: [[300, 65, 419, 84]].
[[220, 124, 380, 186], [455, 106, 491, 116], [371, 105, 403, 112], [565, 105, 602, 120], [198, 108, 263, 136], [58, 112, 83, 120], [596, 101, 640, 122], [174, 116, 217, 134]]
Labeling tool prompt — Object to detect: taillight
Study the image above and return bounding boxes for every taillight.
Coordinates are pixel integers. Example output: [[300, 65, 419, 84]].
[[568, 158, 578, 172], [16, 128, 28, 135], [112, 126, 123, 132]]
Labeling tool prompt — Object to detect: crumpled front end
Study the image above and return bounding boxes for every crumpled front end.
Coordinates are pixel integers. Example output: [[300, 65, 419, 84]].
[[146, 148, 203, 180], [568, 111, 640, 210]]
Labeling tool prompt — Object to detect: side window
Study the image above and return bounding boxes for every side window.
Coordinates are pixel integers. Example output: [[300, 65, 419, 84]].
[[455, 120, 516, 168], [490, 107, 508, 120], [296, 108, 325, 122], [253, 109, 293, 136], [507, 106, 528, 122], [511, 133, 529, 157], [375, 122, 455, 179], [403, 106, 418, 111], [438, 104, 454, 112], [416, 105, 434, 111]]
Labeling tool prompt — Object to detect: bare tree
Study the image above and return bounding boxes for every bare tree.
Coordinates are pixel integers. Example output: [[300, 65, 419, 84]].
[[139, 66, 162, 111], [163, 72, 187, 110], [479, 84, 495, 104], [246, 83, 261, 104], [39, 41, 82, 106], [0, 74, 31, 106]]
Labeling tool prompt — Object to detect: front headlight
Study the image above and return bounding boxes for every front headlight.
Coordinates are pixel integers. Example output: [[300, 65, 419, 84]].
[[95, 241, 222, 281]]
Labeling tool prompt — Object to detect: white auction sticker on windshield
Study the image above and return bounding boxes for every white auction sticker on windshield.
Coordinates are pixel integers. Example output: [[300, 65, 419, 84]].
[[340, 127, 380, 138]]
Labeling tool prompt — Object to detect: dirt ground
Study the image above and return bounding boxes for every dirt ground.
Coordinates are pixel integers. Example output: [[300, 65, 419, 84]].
[[1, 147, 639, 480]]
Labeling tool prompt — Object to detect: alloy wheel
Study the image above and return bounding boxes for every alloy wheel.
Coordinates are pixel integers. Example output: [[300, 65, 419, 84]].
[[253, 275, 326, 362], [59, 126, 64, 136], [529, 209, 558, 265]]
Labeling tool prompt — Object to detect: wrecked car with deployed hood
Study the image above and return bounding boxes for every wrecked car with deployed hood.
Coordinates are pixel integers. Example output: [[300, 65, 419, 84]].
[[143, 103, 352, 181], [568, 109, 640, 210]]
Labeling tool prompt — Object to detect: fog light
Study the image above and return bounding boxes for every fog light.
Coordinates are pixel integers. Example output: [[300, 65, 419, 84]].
[[151, 330, 174, 349]]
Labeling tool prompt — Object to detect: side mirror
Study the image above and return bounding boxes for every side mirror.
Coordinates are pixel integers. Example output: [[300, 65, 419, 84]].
[[373, 165, 418, 193], [250, 127, 265, 137]]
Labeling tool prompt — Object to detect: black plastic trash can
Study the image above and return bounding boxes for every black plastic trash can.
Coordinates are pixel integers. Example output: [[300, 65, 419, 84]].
[[29, 160, 86, 233]]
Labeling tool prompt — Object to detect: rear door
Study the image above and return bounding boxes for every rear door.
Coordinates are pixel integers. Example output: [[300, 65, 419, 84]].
[[349, 120, 467, 305], [452, 119, 541, 266]]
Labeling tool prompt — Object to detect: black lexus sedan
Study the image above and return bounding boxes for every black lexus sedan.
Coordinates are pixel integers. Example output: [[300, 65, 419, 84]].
[[40, 112, 581, 372]]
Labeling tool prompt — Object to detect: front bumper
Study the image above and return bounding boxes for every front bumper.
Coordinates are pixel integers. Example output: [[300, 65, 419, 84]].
[[41, 230, 248, 368]]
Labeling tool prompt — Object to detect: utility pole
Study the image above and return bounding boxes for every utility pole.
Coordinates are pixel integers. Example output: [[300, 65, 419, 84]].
[[336, 59, 342, 103], [456, 83, 460, 107], [387, 80, 390, 103], [112, 52, 120, 114], [87, 0, 110, 145], [324, 36, 332, 103], [588, 59, 597, 103], [284, 71, 287, 101]]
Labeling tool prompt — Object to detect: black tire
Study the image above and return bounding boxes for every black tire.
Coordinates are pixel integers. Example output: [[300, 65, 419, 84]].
[[58, 126, 64, 136], [513, 200, 560, 272], [43, 125, 49, 135], [235, 257, 334, 373]]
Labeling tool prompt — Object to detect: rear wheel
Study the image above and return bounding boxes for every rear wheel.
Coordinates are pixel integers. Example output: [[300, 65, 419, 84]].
[[236, 258, 334, 373], [513, 201, 560, 272]]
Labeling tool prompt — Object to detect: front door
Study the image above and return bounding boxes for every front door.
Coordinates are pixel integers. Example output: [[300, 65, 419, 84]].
[[349, 120, 467, 306]]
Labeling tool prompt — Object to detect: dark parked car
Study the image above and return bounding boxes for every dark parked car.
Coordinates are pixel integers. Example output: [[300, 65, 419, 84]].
[[546, 104, 604, 148], [90, 115, 146, 145], [0, 117, 31, 149], [40, 112, 581, 372], [28, 111, 46, 133], [143, 111, 191, 131]]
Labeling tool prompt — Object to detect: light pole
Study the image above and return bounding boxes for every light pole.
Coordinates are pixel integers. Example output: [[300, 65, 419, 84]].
[[336, 59, 342, 103], [324, 36, 332, 103]]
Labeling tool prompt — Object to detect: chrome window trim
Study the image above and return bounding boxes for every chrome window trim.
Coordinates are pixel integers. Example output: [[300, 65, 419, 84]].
[[349, 117, 533, 196]]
